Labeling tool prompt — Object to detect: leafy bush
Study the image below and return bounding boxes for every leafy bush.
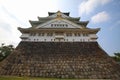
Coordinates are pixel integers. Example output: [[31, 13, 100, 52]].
[[0, 43, 14, 61]]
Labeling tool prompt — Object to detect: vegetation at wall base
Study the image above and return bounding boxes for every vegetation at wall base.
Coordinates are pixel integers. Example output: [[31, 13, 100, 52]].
[[0, 43, 14, 61], [0, 76, 111, 80], [111, 52, 120, 62]]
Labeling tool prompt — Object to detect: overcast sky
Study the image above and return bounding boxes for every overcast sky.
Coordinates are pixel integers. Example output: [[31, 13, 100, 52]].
[[0, 0, 120, 56]]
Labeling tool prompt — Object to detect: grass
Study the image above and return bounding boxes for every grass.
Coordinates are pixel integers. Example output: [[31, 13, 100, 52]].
[[0, 76, 111, 80], [0, 76, 82, 80]]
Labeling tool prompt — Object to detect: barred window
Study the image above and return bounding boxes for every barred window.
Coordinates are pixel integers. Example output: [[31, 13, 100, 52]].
[[78, 33, 81, 36], [66, 33, 72, 36], [83, 34, 88, 36], [51, 24, 53, 27], [51, 24, 68, 28], [39, 33, 44, 36], [30, 33, 36, 36], [74, 33, 81, 36], [44, 39, 46, 41], [65, 24, 68, 27], [47, 33, 53, 36]]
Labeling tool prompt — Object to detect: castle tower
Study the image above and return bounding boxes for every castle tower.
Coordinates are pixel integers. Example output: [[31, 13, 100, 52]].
[[18, 11, 99, 42], [0, 11, 120, 79]]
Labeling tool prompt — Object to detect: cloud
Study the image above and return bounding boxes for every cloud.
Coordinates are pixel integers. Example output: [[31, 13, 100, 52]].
[[1, 6, 26, 26], [0, 21, 20, 46], [0, 0, 59, 46], [0, 5, 21, 46], [91, 11, 110, 23], [79, 0, 111, 15]]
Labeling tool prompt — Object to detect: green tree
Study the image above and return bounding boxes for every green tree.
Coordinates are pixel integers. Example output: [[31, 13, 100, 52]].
[[0, 43, 14, 61], [112, 52, 120, 62]]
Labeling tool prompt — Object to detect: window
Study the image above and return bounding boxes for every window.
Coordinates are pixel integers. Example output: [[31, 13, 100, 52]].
[[55, 32, 63, 35], [74, 33, 81, 36], [44, 39, 46, 41], [88, 39, 89, 42], [83, 33, 88, 37], [30, 33, 36, 36], [60, 24, 62, 26], [47, 33, 53, 36], [80, 39, 82, 42], [66, 39, 68, 41], [83, 34, 85, 36], [29, 39, 31, 41], [57, 24, 59, 26], [38, 33, 41, 36], [78, 33, 81, 36], [65, 24, 68, 27], [66, 33, 72, 36], [83, 39, 85, 42], [74, 33, 77, 36], [73, 39, 74, 42], [38, 33, 44, 36], [41, 33, 44, 36], [51, 24, 53, 27], [51, 24, 68, 28]]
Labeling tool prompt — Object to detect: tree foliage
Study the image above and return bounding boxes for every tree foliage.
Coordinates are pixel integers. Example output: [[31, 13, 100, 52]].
[[111, 52, 120, 62], [0, 43, 14, 61]]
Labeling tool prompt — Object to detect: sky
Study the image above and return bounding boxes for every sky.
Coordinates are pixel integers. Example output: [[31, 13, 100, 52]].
[[0, 0, 120, 56]]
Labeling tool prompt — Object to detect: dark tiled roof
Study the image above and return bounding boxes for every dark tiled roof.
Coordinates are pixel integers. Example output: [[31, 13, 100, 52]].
[[66, 17, 80, 21], [0, 42, 120, 79], [29, 20, 47, 27], [29, 11, 88, 27], [48, 12, 70, 16]]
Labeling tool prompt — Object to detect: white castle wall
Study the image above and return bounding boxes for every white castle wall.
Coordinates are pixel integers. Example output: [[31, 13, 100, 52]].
[[21, 33, 97, 42]]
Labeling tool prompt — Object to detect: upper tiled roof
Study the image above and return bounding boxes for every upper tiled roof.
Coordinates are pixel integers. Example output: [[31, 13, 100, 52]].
[[48, 11, 70, 16], [29, 11, 89, 27]]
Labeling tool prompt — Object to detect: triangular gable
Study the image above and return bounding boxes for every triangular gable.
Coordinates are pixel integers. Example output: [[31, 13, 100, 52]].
[[36, 18, 82, 29]]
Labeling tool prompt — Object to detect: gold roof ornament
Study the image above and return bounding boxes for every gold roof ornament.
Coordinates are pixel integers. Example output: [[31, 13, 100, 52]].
[[56, 11, 62, 19]]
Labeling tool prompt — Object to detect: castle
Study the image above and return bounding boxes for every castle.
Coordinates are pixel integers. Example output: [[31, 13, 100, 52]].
[[0, 11, 120, 79]]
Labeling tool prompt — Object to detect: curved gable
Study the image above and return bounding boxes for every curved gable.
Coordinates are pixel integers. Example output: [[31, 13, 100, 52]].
[[36, 18, 82, 29]]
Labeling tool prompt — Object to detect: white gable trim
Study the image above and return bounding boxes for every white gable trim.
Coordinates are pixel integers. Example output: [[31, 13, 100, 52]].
[[36, 18, 82, 29]]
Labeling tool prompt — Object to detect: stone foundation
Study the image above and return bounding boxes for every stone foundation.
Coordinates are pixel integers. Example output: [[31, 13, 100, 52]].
[[0, 42, 120, 79]]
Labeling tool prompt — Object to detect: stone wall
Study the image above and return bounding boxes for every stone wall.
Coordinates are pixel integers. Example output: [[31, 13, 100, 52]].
[[0, 42, 120, 79]]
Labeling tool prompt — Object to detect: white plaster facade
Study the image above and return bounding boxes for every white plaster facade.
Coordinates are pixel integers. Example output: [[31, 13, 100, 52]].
[[20, 33, 97, 42]]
